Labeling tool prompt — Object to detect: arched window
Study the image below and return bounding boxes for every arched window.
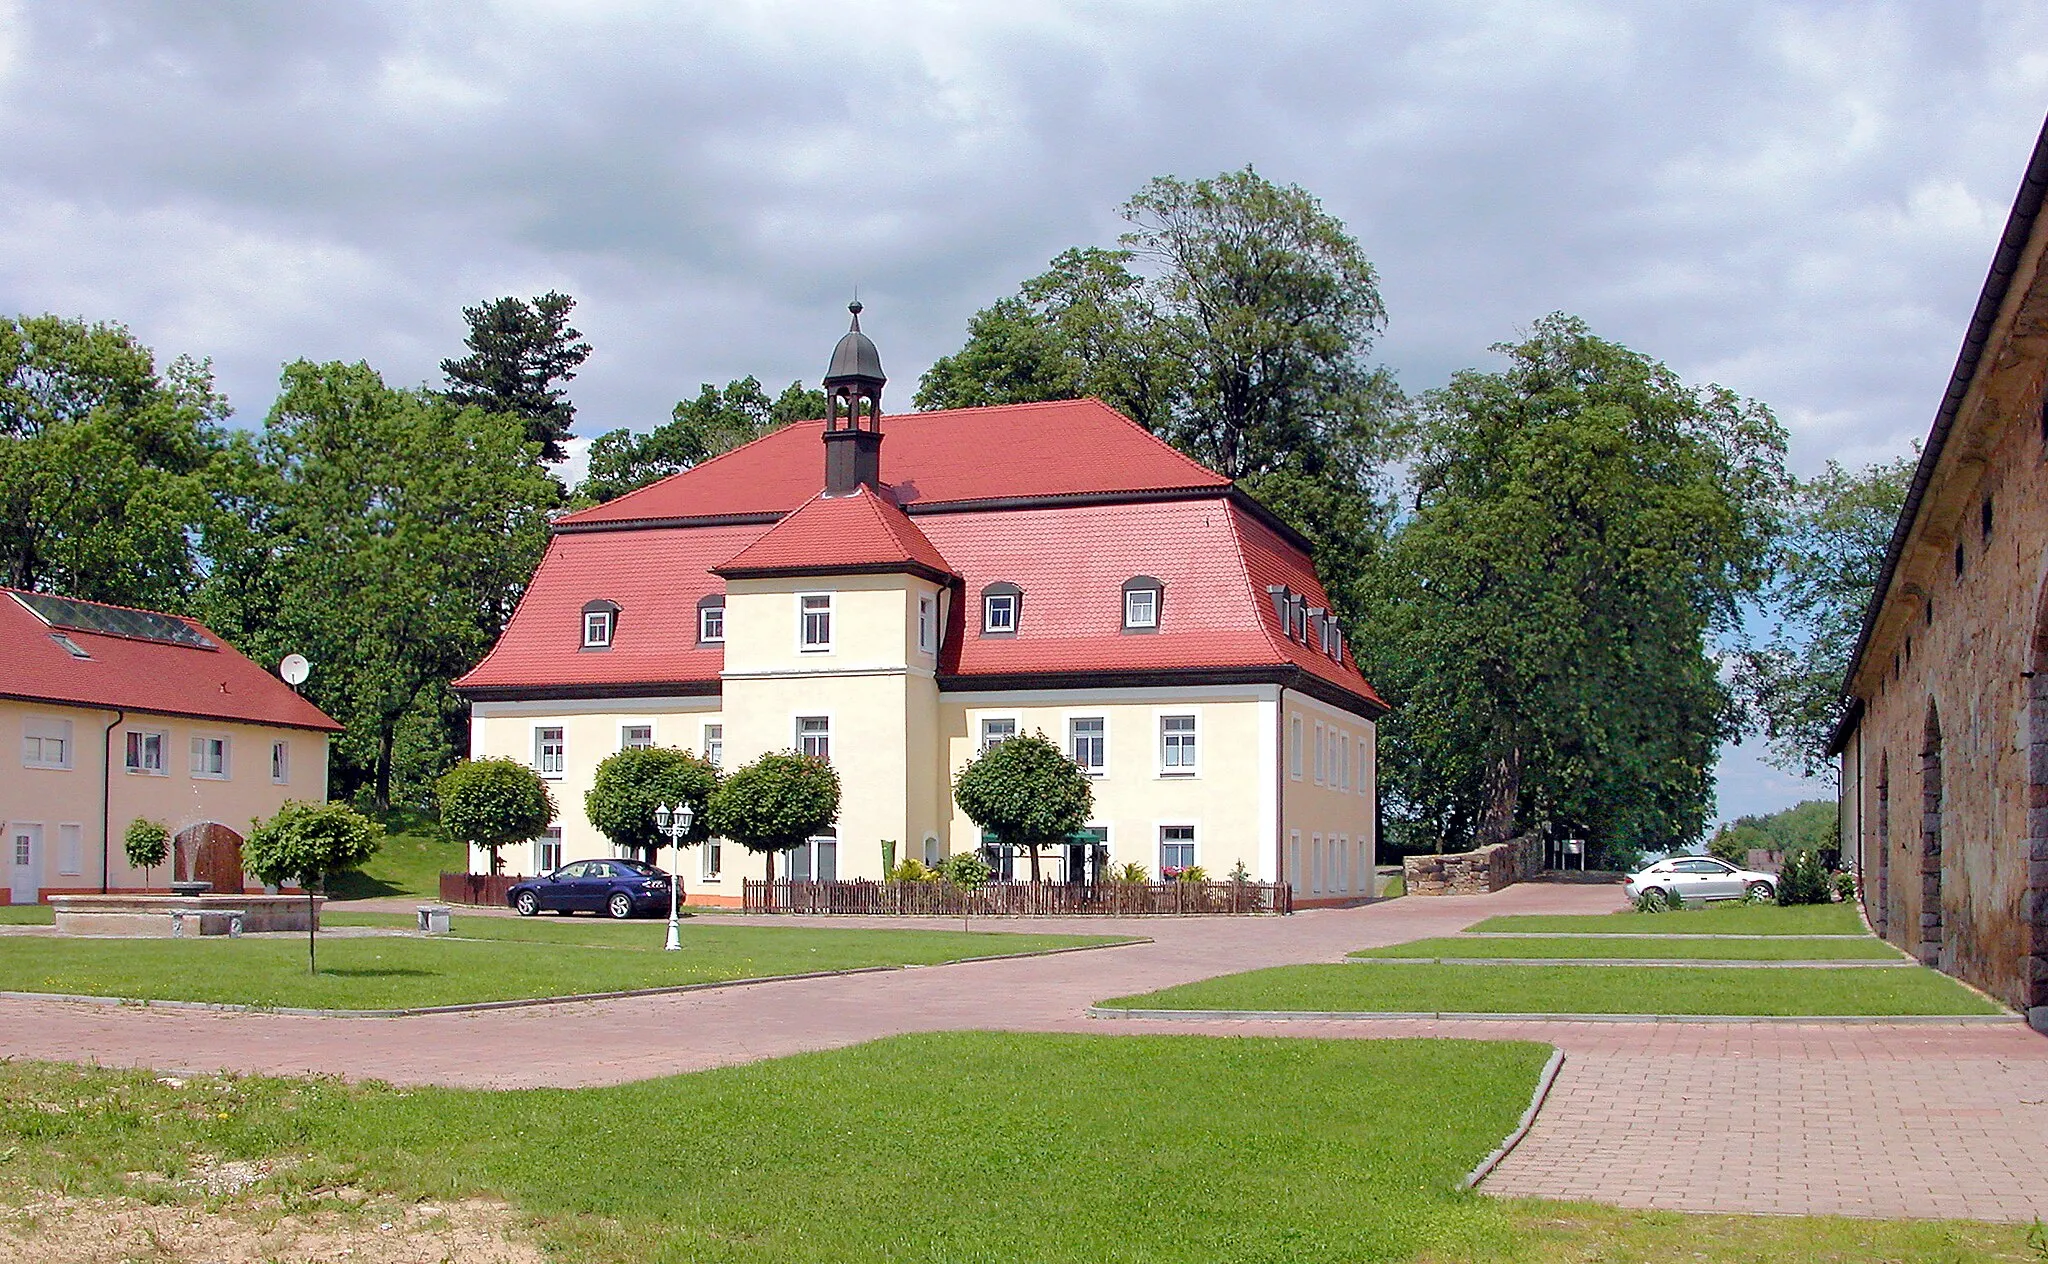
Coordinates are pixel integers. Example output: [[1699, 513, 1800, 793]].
[[981, 581, 1022, 636], [581, 599, 619, 649], [697, 594, 726, 644], [1122, 576, 1164, 632]]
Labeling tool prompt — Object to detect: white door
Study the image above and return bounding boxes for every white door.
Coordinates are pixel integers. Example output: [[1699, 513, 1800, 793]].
[[9, 824, 40, 905]]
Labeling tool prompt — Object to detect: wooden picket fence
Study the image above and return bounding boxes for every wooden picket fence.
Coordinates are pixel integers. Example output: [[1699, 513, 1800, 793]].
[[439, 872, 521, 908], [743, 878, 1291, 916]]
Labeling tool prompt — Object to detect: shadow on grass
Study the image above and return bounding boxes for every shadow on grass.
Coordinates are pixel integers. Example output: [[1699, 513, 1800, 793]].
[[319, 967, 438, 979]]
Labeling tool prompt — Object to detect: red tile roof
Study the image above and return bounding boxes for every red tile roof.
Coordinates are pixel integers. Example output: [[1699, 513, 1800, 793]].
[[0, 589, 342, 731], [555, 399, 1230, 527], [714, 487, 954, 580]]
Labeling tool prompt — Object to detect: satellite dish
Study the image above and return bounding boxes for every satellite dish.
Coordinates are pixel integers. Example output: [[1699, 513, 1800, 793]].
[[279, 654, 311, 686]]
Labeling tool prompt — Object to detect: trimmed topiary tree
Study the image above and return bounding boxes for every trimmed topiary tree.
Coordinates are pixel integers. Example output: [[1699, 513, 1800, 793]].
[[436, 757, 555, 875], [244, 801, 383, 974], [585, 746, 718, 865], [123, 818, 169, 890], [704, 751, 839, 883], [952, 731, 1093, 882]]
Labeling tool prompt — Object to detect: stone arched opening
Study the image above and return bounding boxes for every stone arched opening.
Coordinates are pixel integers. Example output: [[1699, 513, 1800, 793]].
[[174, 823, 246, 895], [1920, 705, 1945, 969], [2025, 593, 2048, 1026]]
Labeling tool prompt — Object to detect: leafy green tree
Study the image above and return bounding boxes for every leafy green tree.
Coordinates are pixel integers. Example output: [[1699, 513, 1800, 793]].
[[200, 361, 558, 807], [917, 169, 1406, 613], [952, 732, 1094, 882], [1709, 799, 1837, 865], [703, 751, 839, 882], [243, 801, 383, 974], [1362, 314, 1788, 866], [585, 746, 718, 863], [1736, 455, 1914, 779], [0, 315, 227, 608], [436, 757, 556, 875], [441, 291, 592, 463], [579, 376, 825, 504], [123, 818, 169, 889]]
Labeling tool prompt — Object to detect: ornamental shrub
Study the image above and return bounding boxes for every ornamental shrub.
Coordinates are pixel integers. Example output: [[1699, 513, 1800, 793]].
[[1174, 865, 1210, 883], [889, 858, 941, 883], [1833, 869, 1857, 904], [1111, 861, 1150, 884], [123, 818, 169, 887], [1775, 848, 1831, 906], [704, 751, 840, 882], [436, 758, 555, 875], [935, 849, 993, 890], [586, 746, 718, 863], [952, 731, 1094, 883]]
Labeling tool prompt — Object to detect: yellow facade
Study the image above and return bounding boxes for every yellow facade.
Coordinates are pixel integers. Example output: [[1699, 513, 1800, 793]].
[[0, 698, 331, 901]]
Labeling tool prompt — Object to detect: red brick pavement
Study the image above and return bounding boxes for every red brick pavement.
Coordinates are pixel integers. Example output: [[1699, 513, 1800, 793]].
[[5, 879, 2046, 1221]]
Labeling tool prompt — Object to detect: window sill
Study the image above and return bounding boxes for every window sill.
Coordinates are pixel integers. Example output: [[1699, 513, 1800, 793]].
[[22, 763, 72, 772], [1157, 771, 1198, 780], [126, 767, 168, 777], [192, 773, 230, 782]]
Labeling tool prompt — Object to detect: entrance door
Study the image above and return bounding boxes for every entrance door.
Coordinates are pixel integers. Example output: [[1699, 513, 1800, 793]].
[[9, 824, 40, 904]]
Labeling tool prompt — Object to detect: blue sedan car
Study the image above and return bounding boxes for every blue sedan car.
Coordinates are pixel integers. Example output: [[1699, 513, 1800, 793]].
[[507, 859, 676, 919]]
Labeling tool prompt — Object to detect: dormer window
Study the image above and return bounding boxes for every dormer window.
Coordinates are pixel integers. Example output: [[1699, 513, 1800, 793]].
[[1122, 577, 1163, 632], [981, 582, 1021, 636], [581, 600, 619, 649], [698, 594, 726, 644], [1306, 607, 1326, 649]]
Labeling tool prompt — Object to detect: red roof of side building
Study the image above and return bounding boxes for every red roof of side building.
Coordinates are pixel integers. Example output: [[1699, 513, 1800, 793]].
[[714, 486, 955, 581], [0, 589, 342, 731], [554, 399, 1230, 527]]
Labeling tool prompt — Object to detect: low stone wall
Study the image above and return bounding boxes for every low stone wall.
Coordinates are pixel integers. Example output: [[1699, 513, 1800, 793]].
[[51, 893, 324, 937], [1402, 831, 1546, 896]]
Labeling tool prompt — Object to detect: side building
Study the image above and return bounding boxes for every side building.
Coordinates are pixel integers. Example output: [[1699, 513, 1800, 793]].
[[456, 309, 1387, 905], [0, 588, 341, 902], [1829, 113, 2048, 1023]]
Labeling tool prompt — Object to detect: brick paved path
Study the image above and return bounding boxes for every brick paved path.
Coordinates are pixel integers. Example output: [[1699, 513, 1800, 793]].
[[4, 880, 2046, 1221]]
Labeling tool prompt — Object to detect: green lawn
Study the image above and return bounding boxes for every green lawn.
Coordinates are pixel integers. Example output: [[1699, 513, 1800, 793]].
[[1104, 962, 2001, 1016], [323, 808, 467, 900], [0, 922, 1126, 1010], [0, 903, 52, 924], [1468, 902, 1864, 936], [0, 1035, 1552, 1263], [1352, 935, 1903, 961]]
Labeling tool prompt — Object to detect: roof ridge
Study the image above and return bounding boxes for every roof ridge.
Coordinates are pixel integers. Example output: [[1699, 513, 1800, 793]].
[[557, 417, 832, 525]]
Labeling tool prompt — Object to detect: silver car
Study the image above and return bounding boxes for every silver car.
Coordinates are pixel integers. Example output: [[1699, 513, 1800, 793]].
[[1623, 856, 1776, 907]]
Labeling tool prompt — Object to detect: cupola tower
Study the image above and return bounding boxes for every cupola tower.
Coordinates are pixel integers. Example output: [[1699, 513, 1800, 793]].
[[822, 301, 886, 495]]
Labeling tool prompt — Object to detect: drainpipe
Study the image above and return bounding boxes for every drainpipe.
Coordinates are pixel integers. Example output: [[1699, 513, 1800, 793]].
[[100, 710, 124, 894]]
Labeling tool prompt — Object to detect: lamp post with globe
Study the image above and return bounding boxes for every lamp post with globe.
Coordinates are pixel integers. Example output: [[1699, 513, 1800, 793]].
[[652, 801, 694, 951]]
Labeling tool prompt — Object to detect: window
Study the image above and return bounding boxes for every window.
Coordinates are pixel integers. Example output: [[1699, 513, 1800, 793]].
[[1069, 716, 1106, 775], [981, 716, 1017, 752], [271, 740, 290, 784], [1160, 714, 1197, 775], [1955, 544, 1965, 579], [622, 725, 654, 750], [535, 828, 562, 875], [190, 735, 229, 779], [798, 716, 830, 760], [698, 598, 726, 644], [1122, 576, 1163, 631], [918, 596, 935, 653], [923, 835, 941, 866], [1311, 834, 1323, 893], [702, 835, 723, 880], [1289, 715, 1303, 779], [703, 723, 723, 768], [1290, 830, 1302, 892], [789, 829, 837, 881], [536, 727, 565, 776], [59, 823, 82, 876], [1160, 825, 1196, 875], [22, 717, 72, 769], [583, 608, 613, 648], [124, 730, 166, 775], [800, 594, 832, 651], [1313, 724, 1325, 784], [984, 593, 1016, 633], [1983, 496, 1995, 542]]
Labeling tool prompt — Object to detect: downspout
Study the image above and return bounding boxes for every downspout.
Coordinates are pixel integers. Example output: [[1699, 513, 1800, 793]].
[[100, 710, 124, 894], [1275, 688, 1288, 899]]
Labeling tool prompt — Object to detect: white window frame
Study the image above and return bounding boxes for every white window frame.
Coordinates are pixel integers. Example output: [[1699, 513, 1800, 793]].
[[703, 723, 724, 769], [583, 609, 613, 648], [1289, 830, 1302, 894], [917, 595, 935, 654], [190, 733, 230, 780], [1157, 822, 1197, 875], [699, 603, 726, 644], [1123, 587, 1158, 630], [701, 835, 723, 881], [983, 592, 1018, 634], [1334, 834, 1348, 892], [798, 592, 833, 653], [271, 739, 291, 785], [535, 726, 566, 778], [620, 724, 655, 750], [1311, 833, 1323, 894], [1067, 714, 1107, 777], [1339, 733, 1351, 792], [796, 714, 832, 761], [535, 828, 563, 875], [1158, 712, 1199, 778], [1288, 714, 1303, 780], [125, 729, 168, 776], [979, 714, 1019, 754], [22, 716, 73, 770], [1313, 723, 1325, 785], [58, 822, 82, 877]]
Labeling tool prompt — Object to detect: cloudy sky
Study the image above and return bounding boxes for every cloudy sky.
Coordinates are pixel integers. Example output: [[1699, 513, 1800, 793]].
[[3, 1, 2044, 821]]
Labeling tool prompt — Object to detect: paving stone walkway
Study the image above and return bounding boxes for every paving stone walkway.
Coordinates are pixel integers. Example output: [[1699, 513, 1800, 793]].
[[3, 879, 2046, 1222]]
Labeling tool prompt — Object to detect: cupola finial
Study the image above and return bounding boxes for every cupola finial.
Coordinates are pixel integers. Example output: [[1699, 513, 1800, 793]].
[[822, 303, 886, 495]]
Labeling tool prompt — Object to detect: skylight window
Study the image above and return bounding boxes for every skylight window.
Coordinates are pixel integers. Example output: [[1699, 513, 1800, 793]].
[[48, 632, 90, 659], [12, 590, 214, 648]]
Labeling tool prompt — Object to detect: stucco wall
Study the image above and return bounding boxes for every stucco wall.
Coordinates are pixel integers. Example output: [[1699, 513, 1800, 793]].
[[1280, 690, 1378, 900], [1, 699, 330, 898]]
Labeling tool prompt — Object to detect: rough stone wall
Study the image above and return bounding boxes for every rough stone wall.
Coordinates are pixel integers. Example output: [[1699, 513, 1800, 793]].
[[1843, 244, 2048, 1014], [1403, 830, 1545, 896]]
